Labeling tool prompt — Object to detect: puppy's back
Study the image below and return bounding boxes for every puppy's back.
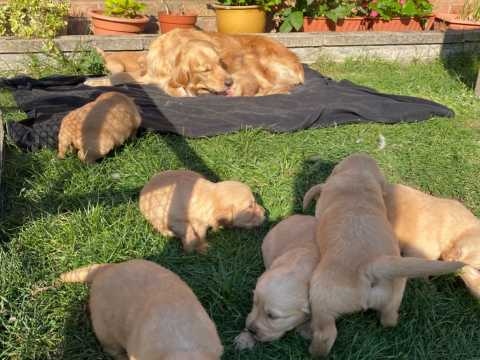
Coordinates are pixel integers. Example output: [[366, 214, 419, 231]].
[[262, 215, 317, 269], [88, 260, 223, 358]]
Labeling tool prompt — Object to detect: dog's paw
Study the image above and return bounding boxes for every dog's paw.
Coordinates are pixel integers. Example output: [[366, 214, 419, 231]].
[[234, 330, 256, 350]]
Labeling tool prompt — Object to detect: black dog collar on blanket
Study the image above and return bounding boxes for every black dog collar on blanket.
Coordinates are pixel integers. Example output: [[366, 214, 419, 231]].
[[1, 66, 454, 151]]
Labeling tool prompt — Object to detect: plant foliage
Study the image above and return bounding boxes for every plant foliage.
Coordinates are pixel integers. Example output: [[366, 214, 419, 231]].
[[460, 0, 480, 21], [104, 0, 146, 18], [367, 0, 432, 20], [0, 0, 69, 38]]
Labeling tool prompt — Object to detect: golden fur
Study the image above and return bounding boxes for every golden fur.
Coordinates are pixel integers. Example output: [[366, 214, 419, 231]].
[[60, 260, 223, 360], [83, 49, 147, 87], [384, 183, 480, 298], [57, 92, 141, 163], [306, 153, 464, 357], [235, 215, 318, 349], [139, 170, 265, 253], [139, 29, 304, 97]]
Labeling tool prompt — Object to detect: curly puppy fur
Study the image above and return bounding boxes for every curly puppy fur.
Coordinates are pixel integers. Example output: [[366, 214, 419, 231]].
[[139, 170, 265, 253], [60, 260, 223, 360], [306, 153, 464, 357], [57, 92, 141, 163]]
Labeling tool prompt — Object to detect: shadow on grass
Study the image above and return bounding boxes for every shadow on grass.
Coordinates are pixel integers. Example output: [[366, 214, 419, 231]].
[[439, 29, 480, 91]]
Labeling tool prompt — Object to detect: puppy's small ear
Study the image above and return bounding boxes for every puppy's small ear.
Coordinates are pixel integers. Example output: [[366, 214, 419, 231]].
[[215, 205, 234, 226]]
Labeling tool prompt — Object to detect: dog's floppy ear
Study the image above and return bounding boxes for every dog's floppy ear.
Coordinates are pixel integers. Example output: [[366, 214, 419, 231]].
[[171, 51, 190, 87], [303, 184, 324, 211], [214, 205, 235, 226]]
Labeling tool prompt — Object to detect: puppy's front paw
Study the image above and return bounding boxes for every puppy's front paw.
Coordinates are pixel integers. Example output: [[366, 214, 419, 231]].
[[234, 330, 256, 350]]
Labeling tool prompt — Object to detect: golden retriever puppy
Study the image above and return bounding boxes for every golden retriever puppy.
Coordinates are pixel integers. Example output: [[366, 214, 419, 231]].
[[384, 183, 480, 298], [235, 215, 318, 350], [57, 92, 141, 163], [139, 170, 265, 253], [142, 28, 304, 97], [60, 259, 223, 360], [305, 153, 464, 357]]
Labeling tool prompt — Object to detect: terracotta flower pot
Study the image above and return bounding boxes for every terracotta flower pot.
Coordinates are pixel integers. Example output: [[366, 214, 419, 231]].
[[435, 13, 480, 30], [88, 9, 149, 35], [368, 16, 434, 31], [158, 12, 198, 33], [303, 17, 366, 32], [212, 4, 266, 33]]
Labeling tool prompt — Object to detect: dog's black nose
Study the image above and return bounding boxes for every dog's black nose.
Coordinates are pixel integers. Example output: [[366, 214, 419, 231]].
[[224, 78, 233, 87]]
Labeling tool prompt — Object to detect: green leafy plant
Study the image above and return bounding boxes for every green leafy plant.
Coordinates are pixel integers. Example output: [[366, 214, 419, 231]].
[[104, 0, 146, 18], [0, 0, 69, 38], [278, 0, 367, 32], [368, 0, 432, 20], [215, 0, 282, 12], [460, 0, 480, 21]]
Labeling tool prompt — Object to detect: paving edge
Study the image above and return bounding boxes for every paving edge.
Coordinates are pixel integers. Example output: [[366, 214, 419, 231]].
[[0, 30, 479, 68]]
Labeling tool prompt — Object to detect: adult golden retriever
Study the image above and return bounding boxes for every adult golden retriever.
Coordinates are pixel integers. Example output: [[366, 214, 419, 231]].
[[141, 28, 304, 97], [305, 154, 463, 357], [139, 170, 265, 253], [60, 260, 223, 360]]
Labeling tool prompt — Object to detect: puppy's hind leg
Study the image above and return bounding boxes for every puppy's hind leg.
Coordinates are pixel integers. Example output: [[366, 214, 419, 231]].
[[378, 278, 406, 327]]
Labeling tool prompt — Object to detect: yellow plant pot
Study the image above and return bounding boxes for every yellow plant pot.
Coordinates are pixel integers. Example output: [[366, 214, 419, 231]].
[[213, 4, 266, 33]]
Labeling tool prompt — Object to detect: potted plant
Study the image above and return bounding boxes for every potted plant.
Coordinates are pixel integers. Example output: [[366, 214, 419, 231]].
[[157, 2, 198, 34], [279, 0, 368, 32], [88, 0, 150, 35], [211, 0, 281, 33], [367, 0, 434, 31], [435, 0, 480, 30]]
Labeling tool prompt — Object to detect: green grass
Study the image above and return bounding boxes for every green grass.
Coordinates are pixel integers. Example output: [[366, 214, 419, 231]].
[[1, 53, 480, 360]]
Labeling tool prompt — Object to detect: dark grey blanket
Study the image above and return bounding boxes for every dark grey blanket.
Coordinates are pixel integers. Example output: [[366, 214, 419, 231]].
[[1, 66, 454, 151]]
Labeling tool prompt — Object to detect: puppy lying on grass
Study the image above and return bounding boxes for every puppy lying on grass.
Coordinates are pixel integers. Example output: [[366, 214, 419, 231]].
[[58, 92, 141, 163], [305, 153, 464, 357], [235, 215, 318, 349], [60, 259, 223, 360], [139, 170, 265, 253], [384, 183, 480, 298]]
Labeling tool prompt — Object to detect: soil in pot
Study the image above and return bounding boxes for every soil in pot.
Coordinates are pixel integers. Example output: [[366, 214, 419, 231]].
[[213, 4, 266, 33], [303, 17, 366, 32], [89, 9, 150, 35], [158, 12, 198, 33]]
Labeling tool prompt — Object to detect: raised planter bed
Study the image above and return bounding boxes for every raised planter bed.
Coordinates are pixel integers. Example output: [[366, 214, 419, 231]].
[[0, 31, 479, 70]]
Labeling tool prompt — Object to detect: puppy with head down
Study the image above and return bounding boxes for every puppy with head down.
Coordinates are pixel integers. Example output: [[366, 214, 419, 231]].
[[305, 153, 464, 357], [57, 92, 141, 163], [60, 259, 223, 360], [235, 215, 318, 349], [139, 170, 265, 253], [384, 183, 480, 298]]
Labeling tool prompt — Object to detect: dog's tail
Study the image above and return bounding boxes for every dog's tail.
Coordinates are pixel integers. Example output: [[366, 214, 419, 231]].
[[366, 256, 464, 280], [303, 184, 323, 211], [60, 263, 111, 284], [92, 46, 106, 59]]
